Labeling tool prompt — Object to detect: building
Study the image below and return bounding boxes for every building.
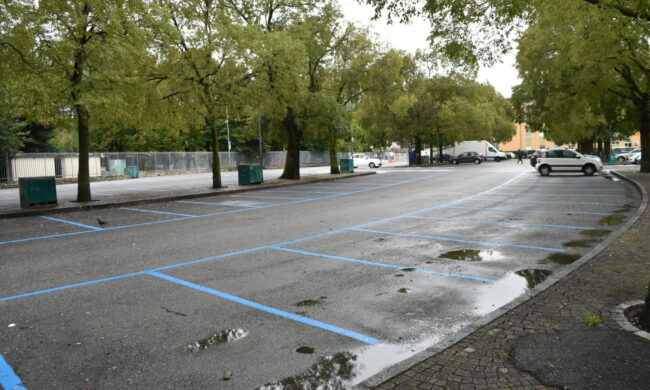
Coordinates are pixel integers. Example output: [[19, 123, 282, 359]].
[[498, 123, 641, 152]]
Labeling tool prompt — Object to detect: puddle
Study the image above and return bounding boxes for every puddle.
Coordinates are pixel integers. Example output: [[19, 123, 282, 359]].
[[581, 229, 611, 237], [439, 249, 504, 262], [563, 239, 598, 248], [397, 288, 409, 294], [186, 329, 248, 352], [401, 268, 416, 272], [473, 273, 527, 315], [514, 269, 553, 288], [296, 346, 315, 354], [599, 214, 625, 225], [615, 204, 633, 213], [603, 175, 620, 182], [546, 253, 581, 265], [394, 274, 404, 277], [294, 297, 326, 307], [258, 352, 356, 390]]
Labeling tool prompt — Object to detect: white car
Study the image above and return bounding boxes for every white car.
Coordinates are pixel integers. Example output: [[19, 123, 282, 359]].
[[353, 153, 382, 168], [630, 151, 642, 164], [616, 148, 640, 162], [535, 148, 603, 176]]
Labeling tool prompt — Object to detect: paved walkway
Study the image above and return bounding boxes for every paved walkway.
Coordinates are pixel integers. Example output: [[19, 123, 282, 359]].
[[369, 170, 650, 389]]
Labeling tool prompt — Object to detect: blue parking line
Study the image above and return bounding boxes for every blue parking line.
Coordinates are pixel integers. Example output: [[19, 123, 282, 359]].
[[177, 200, 260, 208], [262, 190, 344, 195], [505, 186, 623, 192], [40, 216, 104, 231], [122, 208, 197, 217], [442, 206, 613, 216], [348, 228, 566, 253], [0, 271, 145, 302], [405, 216, 596, 230], [1, 172, 450, 246], [497, 192, 625, 198], [146, 271, 379, 345], [232, 195, 317, 200], [471, 198, 620, 206], [271, 247, 496, 283], [0, 354, 26, 390]]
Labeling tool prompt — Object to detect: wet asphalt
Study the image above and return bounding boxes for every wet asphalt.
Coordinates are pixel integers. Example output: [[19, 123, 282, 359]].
[[0, 161, 641, 389]]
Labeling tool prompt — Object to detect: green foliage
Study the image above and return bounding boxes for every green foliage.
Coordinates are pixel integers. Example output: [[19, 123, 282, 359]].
[[583, 312, 601, 327]]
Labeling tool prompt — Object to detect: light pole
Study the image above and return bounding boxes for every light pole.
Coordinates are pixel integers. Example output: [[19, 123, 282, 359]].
[[258, 115, 264, 183], [225, 107, 231, 168]]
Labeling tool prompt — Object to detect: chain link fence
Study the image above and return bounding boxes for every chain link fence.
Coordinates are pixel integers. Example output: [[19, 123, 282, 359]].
[[2, 151, 405, 181]]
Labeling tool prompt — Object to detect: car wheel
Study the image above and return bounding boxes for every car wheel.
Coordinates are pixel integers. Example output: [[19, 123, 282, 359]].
[[474, 158, 481, 164], [539, 165, 551, 176], [495, 157, 501, 162], [369, 162, 375, 168], [583, 164, 596, 176], [451, 159, 459, 165], [617, 156, 625, 162]]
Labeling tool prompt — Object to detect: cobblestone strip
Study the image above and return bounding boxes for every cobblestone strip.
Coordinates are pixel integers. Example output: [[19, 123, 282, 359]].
[[370, 173, 650, 390]]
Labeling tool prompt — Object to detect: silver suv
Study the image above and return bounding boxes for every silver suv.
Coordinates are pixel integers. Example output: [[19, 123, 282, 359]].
[[535, 148, 603, 176]]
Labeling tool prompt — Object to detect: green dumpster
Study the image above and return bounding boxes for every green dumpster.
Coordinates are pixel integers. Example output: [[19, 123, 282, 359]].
[[608, 153, 616, 164], [421, 155, 430, 164], [339, 159, 354, 173], [19, 176, 57, 208], [125, 166, 138, 178], [238, 164, 262, 185]]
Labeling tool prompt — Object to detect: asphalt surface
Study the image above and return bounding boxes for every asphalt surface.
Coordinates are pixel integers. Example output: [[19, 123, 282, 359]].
[[0, 160, 641, 389]]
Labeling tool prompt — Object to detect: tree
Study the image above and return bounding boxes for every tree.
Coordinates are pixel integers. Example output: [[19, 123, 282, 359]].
[[1, 0, 148, 201]]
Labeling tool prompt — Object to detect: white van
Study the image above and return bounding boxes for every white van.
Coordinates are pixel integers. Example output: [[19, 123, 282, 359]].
[[443, 141, 508, 162]]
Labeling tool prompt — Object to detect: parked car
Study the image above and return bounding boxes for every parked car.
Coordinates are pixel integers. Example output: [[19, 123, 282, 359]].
[[612, 147, 636, 155], [616, 148, 640, 162], [631, 151, 642, 164], [535, 148, 603, 176], [505, 152, 516, 159], [353, 153, 382, 168], [450, 151, 483, 165], [432, 153, 452, 162], [530, 149, 544, 167]]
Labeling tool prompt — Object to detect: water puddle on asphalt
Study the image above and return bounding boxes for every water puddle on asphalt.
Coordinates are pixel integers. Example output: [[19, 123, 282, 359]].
[[439, 249, 504, 262], [186, 329, 248, 352], [257, 352, 356, 389], [546, 253, 581, 265], [294, 297, 327, 307], [472, 273, 528, 315], [616, 204, 633, 213], [563, 239, 599, 248], [599, 214, 625, 225], [397, 288, 409, 293], [514, 269, 553, 288], [581, 229, 611, 237], [296, 346, 315, 354]]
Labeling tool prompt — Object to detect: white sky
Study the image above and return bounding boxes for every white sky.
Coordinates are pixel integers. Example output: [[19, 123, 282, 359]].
[[339, 1, 521, 98]]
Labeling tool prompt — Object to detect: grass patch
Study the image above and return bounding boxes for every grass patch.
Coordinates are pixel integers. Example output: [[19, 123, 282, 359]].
[[598, 214, 625, 225]]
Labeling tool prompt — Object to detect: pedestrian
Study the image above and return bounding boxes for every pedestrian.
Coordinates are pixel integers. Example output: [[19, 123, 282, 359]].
[[517, 150, 524, 164]]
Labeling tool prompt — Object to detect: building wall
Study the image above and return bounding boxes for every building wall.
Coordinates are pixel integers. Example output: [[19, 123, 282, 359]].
[[611, 133, 641, 148]]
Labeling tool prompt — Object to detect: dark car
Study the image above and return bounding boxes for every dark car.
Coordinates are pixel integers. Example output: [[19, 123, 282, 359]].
[[450, 151, 483, 165], [530, 149, 543, 167]]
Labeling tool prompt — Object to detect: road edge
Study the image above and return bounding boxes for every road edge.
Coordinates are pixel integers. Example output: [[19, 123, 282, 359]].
[[355, 170, 648, 389]]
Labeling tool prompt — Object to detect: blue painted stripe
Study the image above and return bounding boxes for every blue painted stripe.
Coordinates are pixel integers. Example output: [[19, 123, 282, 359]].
[[496, 192, 625, 198], [348, 228, 566, 253], [40, 216, 104, 231], [272, 247, 496, 283], [405, 216, 596, 230], [149, 247, 267, 272], [0, 354, 26, 390], [262, 190, 344, 195], [471, 198, 620, 206], [0, 271, 145, 302], [1, 171, 450, 246], [176, 200, 261, 208], [122, 208, 197, 217], [505, 186, 623, 191], [232, 195, 317, 200], [146, 271, 379, 345], [442, 206, 613, 216]]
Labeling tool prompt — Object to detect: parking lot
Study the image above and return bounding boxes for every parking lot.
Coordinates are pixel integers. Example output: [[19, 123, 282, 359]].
[[0, 162, 641, 389]]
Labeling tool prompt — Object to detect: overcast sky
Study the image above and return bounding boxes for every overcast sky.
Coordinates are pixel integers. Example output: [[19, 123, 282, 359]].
[[339, 1, 521, 98]]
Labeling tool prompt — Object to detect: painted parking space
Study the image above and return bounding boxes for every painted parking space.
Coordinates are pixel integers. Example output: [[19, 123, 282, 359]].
[[0, 167, 642, 388]]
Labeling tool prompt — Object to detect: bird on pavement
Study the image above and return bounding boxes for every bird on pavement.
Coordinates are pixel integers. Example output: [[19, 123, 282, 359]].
[[97, 218, 109, 226]]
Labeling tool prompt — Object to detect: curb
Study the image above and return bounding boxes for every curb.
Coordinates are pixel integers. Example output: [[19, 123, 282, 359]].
[[0, 172, 376, 219], [355, 170, 649, 389], [612, 301, 650, 341]]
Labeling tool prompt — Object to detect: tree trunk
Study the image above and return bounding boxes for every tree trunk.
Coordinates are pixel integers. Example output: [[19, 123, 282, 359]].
[[438, 132, 444, 163], [414, 135, 422, 165], [209, 117, 222, 189], [638, 99, 650, 173], [75, 103, 91, 202], [429, 135, 434, 165], [328, 129, 340, 174], [640, 280, 650, 329], [280, 108, 302, 180]]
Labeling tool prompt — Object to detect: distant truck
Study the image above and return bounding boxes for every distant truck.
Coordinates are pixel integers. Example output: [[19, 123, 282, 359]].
[[441, 141, 508, 162]]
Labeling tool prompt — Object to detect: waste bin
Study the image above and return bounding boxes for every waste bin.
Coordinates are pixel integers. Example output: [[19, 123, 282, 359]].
[[19, 176, 57, 208], [421, 156, 430, 164], [238, 164, 262, 185], [608, 153, 616, 164], [339, 159, 354, 173], [125, 166, 138, 178]]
